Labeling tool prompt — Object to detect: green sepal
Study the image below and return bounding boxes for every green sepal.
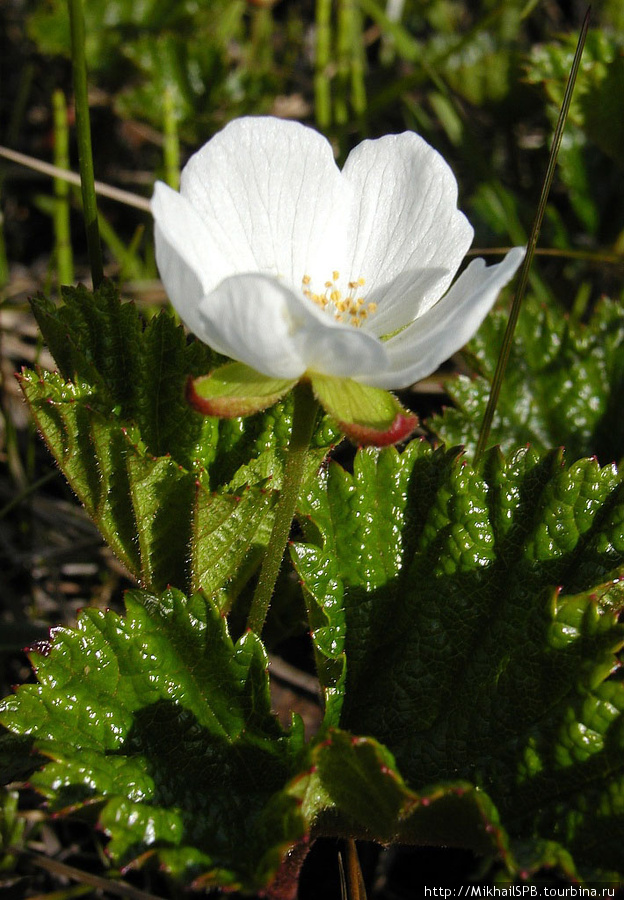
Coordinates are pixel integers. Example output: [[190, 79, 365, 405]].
[[309, 373, 417, 447], [187, 362, 297, 418]]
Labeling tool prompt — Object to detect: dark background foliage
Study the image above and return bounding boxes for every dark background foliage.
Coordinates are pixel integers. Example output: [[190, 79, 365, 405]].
[[1, 1, 624, 897]]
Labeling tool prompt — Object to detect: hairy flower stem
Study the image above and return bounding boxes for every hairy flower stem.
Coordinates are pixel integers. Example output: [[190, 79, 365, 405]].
[[247, 382, 319, 636]]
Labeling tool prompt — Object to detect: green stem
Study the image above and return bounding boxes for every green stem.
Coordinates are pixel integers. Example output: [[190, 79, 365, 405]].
[[0, 203, 8, 289], [163, 87, 180, 191], [250, 4, 274, 75], [68, 0, 103, 288], [350, 2, 367, 120], [314, 0, 332, 129], [334, 0, 351, 125], [53, 89, 74, 285], [247, 382, 319, 635]]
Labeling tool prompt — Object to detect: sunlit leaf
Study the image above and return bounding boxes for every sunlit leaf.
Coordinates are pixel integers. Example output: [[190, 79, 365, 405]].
[[526, 30, 624, 166], [294, 441, 624, 876], [23, 283, 337, 598], [429, 296, 624, 462], [0, 589, 307, 891]]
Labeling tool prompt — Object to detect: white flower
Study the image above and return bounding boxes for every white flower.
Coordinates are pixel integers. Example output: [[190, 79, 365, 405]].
[[152, 116, 524, 390]]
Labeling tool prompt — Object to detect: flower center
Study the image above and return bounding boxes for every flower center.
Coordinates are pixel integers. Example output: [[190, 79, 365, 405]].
[[301, 271, 377, 328]]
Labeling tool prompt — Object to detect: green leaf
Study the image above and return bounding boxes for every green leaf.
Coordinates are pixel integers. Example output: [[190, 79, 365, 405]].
[[0, 589, 307, 892], [188, 362, 296, 418], [30, 282, 216, 471], [5, 443, 624, 887], [437, 31, 517, 106], [191, 480, 277, 604], [0, 788, 25, 871], [23, 284, 338, 601], [303, 729, 594, 883], [0, 583, 573, 890], [27, 0, 210, 70], [310, 373, 417, 446], [126, 450, 197, 590], [526, 30, 624, 167], [117, 32, 198, 124], [0, 731, 43, 785], [19, 370, 142, 576], [293, 442, 624, 876], [429, 296, 624, 462], [19, 370, 276, 597], [523, 31, 624, 238], [309, 729, 504, 855]]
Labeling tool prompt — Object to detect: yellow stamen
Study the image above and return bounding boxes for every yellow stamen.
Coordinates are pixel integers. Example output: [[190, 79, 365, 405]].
[[301, 272, 377, 328]]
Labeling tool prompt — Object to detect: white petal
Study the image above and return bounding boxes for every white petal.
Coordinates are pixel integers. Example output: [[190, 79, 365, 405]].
[[341, 133, 474, 335], [361, 267, 452, 337], [359, 247, 526, 389], [180, 117, 350, 289], [198, 273, 388, 380], [197, 275, 307, 378], [295, 308, 390, 380], [152, 182, 218, 338]]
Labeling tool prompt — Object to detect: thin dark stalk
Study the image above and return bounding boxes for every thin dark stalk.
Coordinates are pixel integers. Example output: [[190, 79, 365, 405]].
[[21, 849, 162, 900], [467, 246, 624, 267], [475, 7, 591, 460], [346, 839, 367, 900], [0, 470, 58, 521]]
